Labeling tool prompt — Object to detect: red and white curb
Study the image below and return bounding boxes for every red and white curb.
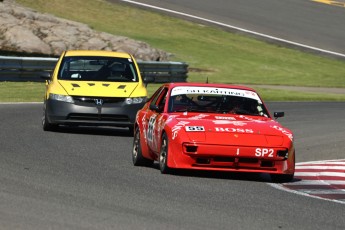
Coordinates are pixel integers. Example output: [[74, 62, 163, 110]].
[[268, 159, 345, 204]]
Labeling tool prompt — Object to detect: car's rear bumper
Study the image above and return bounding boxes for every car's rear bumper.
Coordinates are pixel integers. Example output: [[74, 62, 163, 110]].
[[45, 99, 145, 127]]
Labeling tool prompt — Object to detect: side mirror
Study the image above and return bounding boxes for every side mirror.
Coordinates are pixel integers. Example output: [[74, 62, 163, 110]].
[[143, 75, 155, 85], [274, 112, 285, 119], [149, 104, 161, 113], [40, 72, 51, 80]]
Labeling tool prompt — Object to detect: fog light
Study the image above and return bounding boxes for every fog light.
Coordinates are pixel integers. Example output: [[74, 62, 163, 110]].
[[277, 150, 288, 159], [185, 145, 198, 153], [196, 158, 210, 164]]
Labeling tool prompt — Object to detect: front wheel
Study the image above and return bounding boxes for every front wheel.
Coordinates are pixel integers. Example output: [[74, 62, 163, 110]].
[[270, 173, 294, 183], [42, 109, 58, 131], [128, 126, 134, 136], [159, 133, 173, 174], [132, 127, 153, 167]]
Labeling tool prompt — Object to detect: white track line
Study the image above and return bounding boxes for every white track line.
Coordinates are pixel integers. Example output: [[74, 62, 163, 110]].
[[283, 180, 345, 185], [297, 159, 345, 164], [296, 166, 345, 170], [120, 0, 345, 59], [269, 183, 345, 204], [295, 172, 345, 177]]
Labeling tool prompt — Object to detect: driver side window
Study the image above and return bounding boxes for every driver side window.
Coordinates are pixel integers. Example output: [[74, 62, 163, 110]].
[[150, 87, 168, 112]]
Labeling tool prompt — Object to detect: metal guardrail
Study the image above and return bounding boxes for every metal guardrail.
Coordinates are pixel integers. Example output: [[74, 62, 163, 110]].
[[0, 56, 188, 82]]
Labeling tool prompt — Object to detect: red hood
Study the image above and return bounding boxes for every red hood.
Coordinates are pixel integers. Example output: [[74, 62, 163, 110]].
[[169, 113, 293, 147]]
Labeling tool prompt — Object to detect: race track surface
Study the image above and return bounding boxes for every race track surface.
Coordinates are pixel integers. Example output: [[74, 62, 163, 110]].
[[1, 102, 344, 229]]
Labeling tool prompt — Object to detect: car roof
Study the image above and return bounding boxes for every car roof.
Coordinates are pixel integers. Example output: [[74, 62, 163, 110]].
[[163, 82, 257, 92], [64, 50, 132, 58]]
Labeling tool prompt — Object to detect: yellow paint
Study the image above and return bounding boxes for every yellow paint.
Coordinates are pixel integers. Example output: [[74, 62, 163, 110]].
[[312, 0, 345, 7]]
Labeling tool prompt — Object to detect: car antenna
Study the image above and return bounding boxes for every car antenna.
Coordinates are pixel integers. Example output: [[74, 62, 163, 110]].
[[206, 77, 209, 83]]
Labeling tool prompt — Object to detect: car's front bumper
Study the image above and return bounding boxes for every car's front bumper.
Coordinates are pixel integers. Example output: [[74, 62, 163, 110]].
[[168, 142, 295, 175], [45, 98, 145, 128]]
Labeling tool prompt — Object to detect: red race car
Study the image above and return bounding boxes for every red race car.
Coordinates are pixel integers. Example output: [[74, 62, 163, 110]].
[[132, 83, 295, 182]]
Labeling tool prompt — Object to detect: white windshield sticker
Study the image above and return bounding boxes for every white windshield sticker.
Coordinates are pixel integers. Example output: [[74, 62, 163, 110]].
[[71, 73, 81, 78], [171, 86, 261, 102]]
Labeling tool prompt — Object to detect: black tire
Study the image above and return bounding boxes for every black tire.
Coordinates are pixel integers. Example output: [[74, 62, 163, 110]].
[[270, 173, 294, 183], [42, 109, 58, 131], [128, 126, 134, 136], [132, 127, 153, 166], [159, 133, 173, 174]]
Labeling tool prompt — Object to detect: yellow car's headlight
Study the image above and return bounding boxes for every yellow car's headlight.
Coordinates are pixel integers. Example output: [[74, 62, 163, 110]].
[[125, 97, 146, 105], [49, 93, 74, 103]]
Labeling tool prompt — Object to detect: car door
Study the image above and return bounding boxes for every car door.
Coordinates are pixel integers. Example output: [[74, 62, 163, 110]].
[[145, 87, 169, 154]]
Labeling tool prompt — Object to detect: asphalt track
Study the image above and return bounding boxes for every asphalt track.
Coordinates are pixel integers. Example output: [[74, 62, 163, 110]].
[[1, 102, 345, 229], [114, 0, 345, 58]]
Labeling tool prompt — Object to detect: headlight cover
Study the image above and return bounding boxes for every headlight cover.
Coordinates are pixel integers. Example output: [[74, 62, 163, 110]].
[[125, 97, 146, 105], [49, 93, 74, 103]]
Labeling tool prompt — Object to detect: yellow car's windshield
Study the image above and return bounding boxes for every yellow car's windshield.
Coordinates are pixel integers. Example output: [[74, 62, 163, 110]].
[[58, 56, 138, 82]]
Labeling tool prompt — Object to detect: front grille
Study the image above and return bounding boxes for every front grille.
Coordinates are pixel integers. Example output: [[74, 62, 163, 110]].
[[72, 96, 126, 106], [67, 113, 129, 122], [214, 157, 234, 162], [193, 157, 276, 171], [213, 157, 259, 163]]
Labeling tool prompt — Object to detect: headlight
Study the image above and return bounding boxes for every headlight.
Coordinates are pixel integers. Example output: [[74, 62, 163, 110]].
[[49, 93, 74, 103], [125, 97, 146, 105]]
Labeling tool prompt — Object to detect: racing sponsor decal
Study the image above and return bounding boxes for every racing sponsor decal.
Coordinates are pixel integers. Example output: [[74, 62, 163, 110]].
[[141, 113, 148, 141], [165, 115, 179, 124], [239, 115, 266, 123], [215, 116, 236, 120], [147, 114, 157, 142], [269, 159, 345, 204], [271, 125, 293, 141], [215, 127, 254, 133], [185, 126, 205, 132], [244, 90, 258, 97], [212, 120, 247, 126], [255, 148, 274, 157], [187, 114, 209, 120], [156, 116, 164, 134], [171, 86, 262, 102], [172, 121, 189, 140]]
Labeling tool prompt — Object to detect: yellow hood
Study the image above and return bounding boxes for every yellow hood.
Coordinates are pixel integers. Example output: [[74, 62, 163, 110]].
[[58, 80, 140, 97]]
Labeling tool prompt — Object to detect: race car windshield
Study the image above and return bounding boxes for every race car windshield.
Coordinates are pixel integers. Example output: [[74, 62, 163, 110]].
[[58, 56, 138, 82], [169, 86, 269, 117]]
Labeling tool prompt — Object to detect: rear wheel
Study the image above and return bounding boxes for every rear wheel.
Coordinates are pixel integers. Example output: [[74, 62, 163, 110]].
[[159, 133, 172, 174], [132, 127, 153, 166]]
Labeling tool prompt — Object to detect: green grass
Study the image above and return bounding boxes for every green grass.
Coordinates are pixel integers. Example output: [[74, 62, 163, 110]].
[[1, 0, 345, 102], [0, 82, 45, 102], [256, 88, 345, 101]]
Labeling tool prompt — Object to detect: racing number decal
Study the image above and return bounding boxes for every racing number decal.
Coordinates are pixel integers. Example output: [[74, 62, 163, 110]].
[[255, 148, 274, 157], [147, 115, 157, 142], [185, 126, 205, 131]]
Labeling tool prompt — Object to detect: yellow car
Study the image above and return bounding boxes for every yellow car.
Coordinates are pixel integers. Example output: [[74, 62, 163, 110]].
[[42, 50, 152, 133]]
